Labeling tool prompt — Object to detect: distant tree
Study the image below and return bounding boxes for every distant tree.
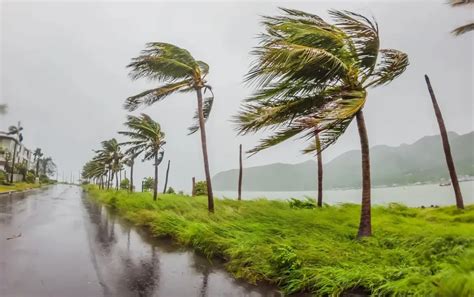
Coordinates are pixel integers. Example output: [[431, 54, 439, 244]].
[[7, 123, 23, 183], [95, 139, 123, 190], [125, 42, 216, 212], [166, 186, 175, 194], [120, 178, 130, 190], [0, 104, 7, 115], [15, 162, 28, 181], [450, 0, 473, 36], [142, 177, 154, 192], [119, 114, 165, 201], [33, 148, 43, 177]]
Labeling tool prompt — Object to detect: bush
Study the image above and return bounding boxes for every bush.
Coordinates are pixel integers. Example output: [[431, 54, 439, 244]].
[[166, 187, 175, 194], [142, 177, 154, 191], [120, 178, 130, 190], [25, 172, 36, 183], [0, 170, 6, 184], [195, 181, 207, 196]]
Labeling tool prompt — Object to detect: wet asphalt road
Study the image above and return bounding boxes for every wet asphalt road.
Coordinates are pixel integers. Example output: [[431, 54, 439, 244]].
[[0, 185, 282, 297]]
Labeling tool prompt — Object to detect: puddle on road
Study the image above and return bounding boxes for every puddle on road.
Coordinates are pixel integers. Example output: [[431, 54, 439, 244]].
[[82, 195, 288, 297]]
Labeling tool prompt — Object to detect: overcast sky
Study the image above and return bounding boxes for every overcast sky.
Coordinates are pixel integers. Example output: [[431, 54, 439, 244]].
[[1, 0, 472, 193]]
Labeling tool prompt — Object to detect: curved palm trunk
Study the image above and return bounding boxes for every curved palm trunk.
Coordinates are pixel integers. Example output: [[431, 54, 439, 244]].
[[238, 144, 243, 201], [153, 153, 158, 201], [115, 172, 119, 190], [356, 110, 372, 238], [10, 142, 17, 183], [130, 160, 134, 192], [315, 133, 323, 207], [424, 75, 464, 209], [196, 87, 214, 212], [163, 160, 170, 194]]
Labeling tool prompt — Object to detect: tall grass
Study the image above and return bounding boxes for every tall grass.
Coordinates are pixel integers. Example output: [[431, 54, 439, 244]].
[[85, 186, 474, 296]]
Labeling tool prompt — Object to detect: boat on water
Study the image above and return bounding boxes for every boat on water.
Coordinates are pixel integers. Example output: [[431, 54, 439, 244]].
[[439, 182, 451, 187]]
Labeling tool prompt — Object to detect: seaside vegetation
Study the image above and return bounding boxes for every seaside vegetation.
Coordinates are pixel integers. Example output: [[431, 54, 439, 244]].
[[85, 185, 474, 296]]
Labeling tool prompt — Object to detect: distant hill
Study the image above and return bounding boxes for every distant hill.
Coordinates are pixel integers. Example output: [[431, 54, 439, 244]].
[[212, 132, 474, 191]]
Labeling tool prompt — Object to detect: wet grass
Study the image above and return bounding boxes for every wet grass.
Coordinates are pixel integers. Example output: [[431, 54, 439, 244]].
[[0, 182, 41, 193], [85, 185, 474, 296]]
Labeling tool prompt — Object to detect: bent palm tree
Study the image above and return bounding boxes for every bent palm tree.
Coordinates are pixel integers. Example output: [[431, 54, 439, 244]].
[[450, 0, 473, 35], [125, 42, 215, 212], [119, 114, 165, 200], [424, 75, 464, 209], [237, 9, 409, 237]]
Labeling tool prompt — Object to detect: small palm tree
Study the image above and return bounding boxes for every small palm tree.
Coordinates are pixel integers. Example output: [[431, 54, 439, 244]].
[[450, 0, 473, 35], [119, 114, 165, 200], [125, 42, 215, 212], [33, 148, 43, 177], [237, 9, 409, 237]]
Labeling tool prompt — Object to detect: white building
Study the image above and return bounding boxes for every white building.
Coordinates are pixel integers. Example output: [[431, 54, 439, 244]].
[[0, 132, 33, 173]]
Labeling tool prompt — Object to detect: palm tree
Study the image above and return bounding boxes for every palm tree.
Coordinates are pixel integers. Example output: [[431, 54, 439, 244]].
[[119, 114, 166, 200], [95, 139, 123, 190], [7, 123, 23, 183], [424, 75, 464, 209], [123, 154, 139, 192], [450, 0, 473, 36], [82, 159, 107, 188], [40, 157, 56, 178], [33, 148, 43, 177], [236, 9, 409, 237], [125, 42, 216, 212]]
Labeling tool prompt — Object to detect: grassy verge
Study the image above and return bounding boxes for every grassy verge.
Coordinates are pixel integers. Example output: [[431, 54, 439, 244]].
[[0, 182, 41, 193], [85, 185, 474, 296]]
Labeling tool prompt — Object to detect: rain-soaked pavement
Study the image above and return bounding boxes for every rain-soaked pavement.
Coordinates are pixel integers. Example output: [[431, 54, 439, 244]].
[[0, 185, 283, 297]]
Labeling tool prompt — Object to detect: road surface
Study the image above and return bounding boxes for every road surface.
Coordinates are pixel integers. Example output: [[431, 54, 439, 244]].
[[0, 185, 281, 297]]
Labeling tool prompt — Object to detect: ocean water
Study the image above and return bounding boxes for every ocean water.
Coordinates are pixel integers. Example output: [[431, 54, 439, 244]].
[[215, 181, 474, 207]]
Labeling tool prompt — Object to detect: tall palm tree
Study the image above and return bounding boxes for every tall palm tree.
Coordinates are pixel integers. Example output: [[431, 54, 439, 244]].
[[119, 114, 166, 200], [424, 75, 464, 209], [450, 0, 473, 36], [7, 123, 23, 183], [236, 9, 409, 238], [123, 154, 139, 192], [125, 42, 216, 212], [33, 148, 43, 177]]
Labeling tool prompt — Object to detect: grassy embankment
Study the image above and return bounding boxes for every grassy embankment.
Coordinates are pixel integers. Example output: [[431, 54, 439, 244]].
[[0, 182, 41, 193], [85, 185, 474, 296]]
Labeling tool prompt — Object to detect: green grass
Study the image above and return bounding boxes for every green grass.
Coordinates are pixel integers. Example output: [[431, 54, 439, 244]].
[[0, 182, 41, 193], [85, 185, 474, 296]]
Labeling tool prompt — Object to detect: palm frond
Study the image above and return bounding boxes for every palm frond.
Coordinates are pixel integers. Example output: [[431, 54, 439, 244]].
[[452, 23, 474, 35], [366, 49, 409, 87], [124, 80, 192, 111], [188, 86, 214, 135]]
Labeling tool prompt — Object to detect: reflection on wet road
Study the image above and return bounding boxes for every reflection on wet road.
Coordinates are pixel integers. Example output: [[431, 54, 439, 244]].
[[0, 185, 282, 297]]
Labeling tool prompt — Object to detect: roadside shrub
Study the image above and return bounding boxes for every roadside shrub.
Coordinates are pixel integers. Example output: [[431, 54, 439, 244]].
[[288, 197, 316, 209], [25, 172, 36, 183], [195, 181, 207, 196]]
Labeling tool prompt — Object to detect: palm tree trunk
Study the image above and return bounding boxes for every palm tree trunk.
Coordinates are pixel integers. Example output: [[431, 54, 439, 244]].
[[356, 110, 372, 238], [36, 159, 40, 177], [192, 177, 196, 197], [238, 144, 243, 201], [153, 153, 158, 201], [163, 160, 170, 194], [424, 75, 464, 209], [130, 160, 134, 192], [10, 142, 17, 183], [315, 133, 323, 207], [115, 172, 118, 190], [196, 87, 214, 212]]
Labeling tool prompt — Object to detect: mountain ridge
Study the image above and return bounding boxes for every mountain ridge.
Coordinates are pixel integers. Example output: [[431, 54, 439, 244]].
[[212, 132, 474, 191]]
